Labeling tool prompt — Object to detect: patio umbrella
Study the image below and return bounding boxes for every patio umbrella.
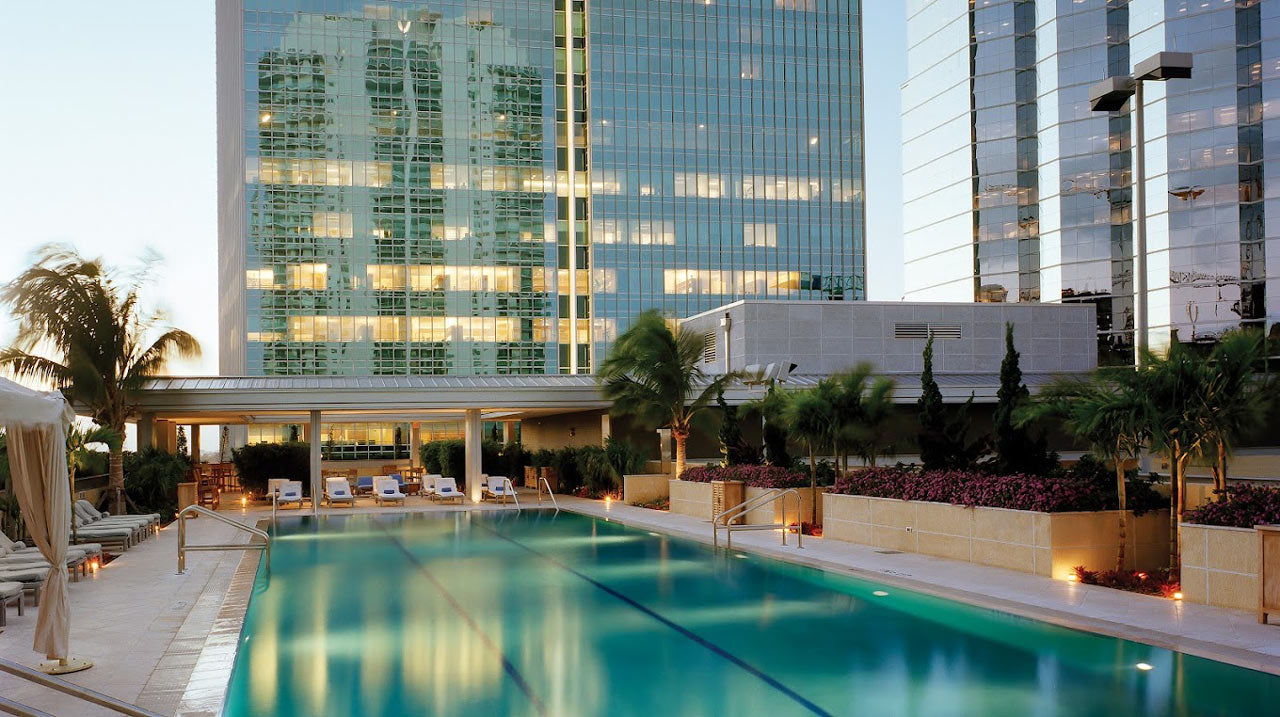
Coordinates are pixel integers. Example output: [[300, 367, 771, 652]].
[[0, 376, 90, 673]]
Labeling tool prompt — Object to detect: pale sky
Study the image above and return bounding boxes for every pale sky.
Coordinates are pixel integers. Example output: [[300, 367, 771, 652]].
[[0, 1, 907, 378]]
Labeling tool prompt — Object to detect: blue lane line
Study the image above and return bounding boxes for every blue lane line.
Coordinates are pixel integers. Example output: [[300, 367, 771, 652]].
[[372, 518, 547, 715], [473, 521, 834, 717]]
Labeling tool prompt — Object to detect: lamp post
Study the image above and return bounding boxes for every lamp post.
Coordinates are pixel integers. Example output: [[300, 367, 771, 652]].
[[1089, 52, 1192, 366]]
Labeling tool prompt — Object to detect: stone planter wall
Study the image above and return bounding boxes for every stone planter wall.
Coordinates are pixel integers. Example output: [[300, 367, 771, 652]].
[[1180, 523, 1259, 612], [623, 474, 670, 505], [742, 487, 822, 526], [669, 479, 713, 519], [823, 493, 1169, 578]]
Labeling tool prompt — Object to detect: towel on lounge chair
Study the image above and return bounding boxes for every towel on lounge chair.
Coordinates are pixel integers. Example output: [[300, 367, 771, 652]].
[[433, 477, 465, 504], [324, 478, 355, 507], [374, 478, 405, 506]]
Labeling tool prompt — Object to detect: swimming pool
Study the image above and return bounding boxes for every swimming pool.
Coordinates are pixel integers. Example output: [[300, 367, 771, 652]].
[[223, 510, 1277, 716]]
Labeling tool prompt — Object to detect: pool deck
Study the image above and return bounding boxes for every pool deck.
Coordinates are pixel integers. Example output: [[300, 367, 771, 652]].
[[0, 493, 1276, 716]]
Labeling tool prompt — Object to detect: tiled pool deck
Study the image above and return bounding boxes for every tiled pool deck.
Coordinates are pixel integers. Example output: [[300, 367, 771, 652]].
[[0, 494, 1276, 715]]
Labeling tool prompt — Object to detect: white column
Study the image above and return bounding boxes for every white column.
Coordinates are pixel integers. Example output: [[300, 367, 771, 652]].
[[310, 410, 322, 515], [137, 413, 155, 451], [464, 408, 482, 502], [600, 414, 611, 445], [410, 421, 422, 469], [190, 426, 201, 463]]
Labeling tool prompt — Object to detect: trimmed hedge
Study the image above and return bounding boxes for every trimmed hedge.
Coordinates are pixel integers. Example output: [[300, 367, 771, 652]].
[[1185, 483, 1280, 528], [679, 464, 809, 489], [124, 448, 190, 516], [233, 442, 310, 496], [831, 467, 1144, 514]]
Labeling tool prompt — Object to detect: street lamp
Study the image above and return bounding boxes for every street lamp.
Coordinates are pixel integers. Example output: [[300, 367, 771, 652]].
[[1089, 51, 1193, 366]]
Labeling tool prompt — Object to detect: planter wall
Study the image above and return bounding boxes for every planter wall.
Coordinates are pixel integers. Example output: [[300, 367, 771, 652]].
[[1180, 523, 1259, 612], [669, 479, 713, 519], [623, 474, 670, 505], [823, 493, 1169, 578], [742, 487, 822, 526]]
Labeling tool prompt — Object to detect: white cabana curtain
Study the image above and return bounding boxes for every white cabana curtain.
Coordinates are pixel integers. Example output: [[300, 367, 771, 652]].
[[0, 377, 75, 660]]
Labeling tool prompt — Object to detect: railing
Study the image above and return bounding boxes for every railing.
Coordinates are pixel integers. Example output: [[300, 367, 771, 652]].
[[177, 505, 270, 575], [712, 488, 803, 550], [492, 477, 520, 509], [0, 657, 163, 717], [536, 476, 560, 512]]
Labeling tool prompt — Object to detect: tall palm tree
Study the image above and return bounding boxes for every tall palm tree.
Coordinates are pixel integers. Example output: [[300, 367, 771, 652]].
[[1197, 330, 1270, 491], [830, 365, 872, 476], [782, 384, 835, 525], [599, 310, 731, 477], [66, 424, 122, 542], [1, 247, 200, 513], [1020, 371, 1151, 571]]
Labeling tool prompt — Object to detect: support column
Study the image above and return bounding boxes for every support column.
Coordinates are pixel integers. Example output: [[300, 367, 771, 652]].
[[600, 414, 611, 445], [464, 408, 482, 503], [190, 426, 201, 463], [157, 421, 178, 453], [410, 421, 422, 469], [310, 410, 322, 515], [137, 413, 155, 452], [502, 420, 517, 444]]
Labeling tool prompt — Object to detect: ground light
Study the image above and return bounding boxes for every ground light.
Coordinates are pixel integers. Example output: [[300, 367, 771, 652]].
[[1136, 663, 1154, 671], [872, 590, 889, 597], [1173, 592, 1183, 600]]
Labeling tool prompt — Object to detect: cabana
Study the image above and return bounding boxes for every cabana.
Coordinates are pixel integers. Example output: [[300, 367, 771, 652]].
[[0, 377, 91, 674]]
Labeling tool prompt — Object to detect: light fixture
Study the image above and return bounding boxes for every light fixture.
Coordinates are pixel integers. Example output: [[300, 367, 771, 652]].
[[1172, 591, 1183, 600], [1136, 663, 1154, 671], [872, 590, 889, 597], [1066, 573, 1078, 582]]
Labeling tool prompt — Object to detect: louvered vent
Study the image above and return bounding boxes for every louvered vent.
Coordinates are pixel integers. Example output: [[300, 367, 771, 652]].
[[703, 331, 717, 363], [894, 322, 962, 340]]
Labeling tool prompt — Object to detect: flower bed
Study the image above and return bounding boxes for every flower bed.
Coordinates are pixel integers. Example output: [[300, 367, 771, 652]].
[[831, 467, 1129, 513], [678, 464, 809, 489], [1184, 483, 1280, 528]]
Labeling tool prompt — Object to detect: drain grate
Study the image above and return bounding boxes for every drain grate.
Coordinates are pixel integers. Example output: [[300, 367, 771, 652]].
[[874, 550, 903, 555]]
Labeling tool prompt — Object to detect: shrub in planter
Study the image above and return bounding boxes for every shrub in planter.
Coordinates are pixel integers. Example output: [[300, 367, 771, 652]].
[[420, 442, 443, 474], [679, 464, 809, 489], [551, 447, 584, 494], [1185, 483, 1280, 528], [435, 440, 466, 480], [830, 466, 1125, 513], [604, 437, 646, 477], [1062, 454, 1166, 514], [576, 445, 619, 496], [124, 448, 190, 516], [499, 442, 530, 482], [233, 442, 310, 496], [530, 449, 555, 468]]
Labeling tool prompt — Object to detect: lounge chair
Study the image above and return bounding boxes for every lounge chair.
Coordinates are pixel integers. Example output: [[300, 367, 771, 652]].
[[483, 476, 518, 503], [324, 478, 355, 508], [433, 477, 465, 504], [422, 474, 442, 498], [275, 481, 304, 510], [355, 476, 375, 495], [1, 533, 101, 562], [69, 516, 134, 551], [0, 581, 23, 627], [75, 500, 159, 536], [373, 478, 405, 506], [0, 565, 48, 605]]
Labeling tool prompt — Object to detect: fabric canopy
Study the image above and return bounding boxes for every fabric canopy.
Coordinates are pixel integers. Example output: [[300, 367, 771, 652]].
[[0, 376, 75, 660]]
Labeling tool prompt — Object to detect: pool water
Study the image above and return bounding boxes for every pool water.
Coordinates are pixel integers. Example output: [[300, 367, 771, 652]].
[[223, 510, 1277, 716]]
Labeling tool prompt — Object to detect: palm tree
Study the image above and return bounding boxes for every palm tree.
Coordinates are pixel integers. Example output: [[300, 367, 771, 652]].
[[1, 247, 200, 513], [1020, 371, 1150, 571], [599, 310, 731, 477], [782, 384, 835, 525], [830, 365, 872, 476], [66, 424, 122, 542], [852, 377, 897, 468], [1197, 330, 1270, 491]]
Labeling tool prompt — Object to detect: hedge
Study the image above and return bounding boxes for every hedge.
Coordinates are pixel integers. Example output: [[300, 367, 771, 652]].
[[679, 464, 809, 489], [1185, 483, 1280, 528], [233, 442, 310, 496]]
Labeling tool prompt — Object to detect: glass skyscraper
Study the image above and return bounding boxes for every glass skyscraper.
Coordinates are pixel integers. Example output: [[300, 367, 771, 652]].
[[218, 0, 865, 380], [903, 0, 1278, 363]]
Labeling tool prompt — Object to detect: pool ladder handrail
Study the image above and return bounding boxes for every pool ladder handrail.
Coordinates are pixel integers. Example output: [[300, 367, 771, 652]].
[[536, 476, 560, 512], [177, 504, 270, 575], [493, 477, 521, 510], [712, 488, 803, 550], [0, 657, 163, 717]]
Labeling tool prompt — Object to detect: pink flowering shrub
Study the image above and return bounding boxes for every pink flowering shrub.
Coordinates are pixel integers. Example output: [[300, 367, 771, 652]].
[[830, 467, 1110, 513], [678, 464, 809, 489], [1185, 484, 1280, 528]]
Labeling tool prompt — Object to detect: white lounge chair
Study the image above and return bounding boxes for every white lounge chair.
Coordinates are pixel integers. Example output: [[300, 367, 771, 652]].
[[433, 477, 465, 504], [374, 478, 405, 506], [483, 476, 518, 503], [76, 499, 159, 532], [422, 474, 442, 498], [0, 566, 48, 605], [2, 533, 101, 561], [275, 481, 304, 510], [324, 478, 355, 507], [0, 581, 23, 626]]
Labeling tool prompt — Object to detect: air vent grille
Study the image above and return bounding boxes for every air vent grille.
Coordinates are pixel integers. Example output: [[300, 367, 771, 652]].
[[894, 322, 962, 340], [702, 331, 717, 363]]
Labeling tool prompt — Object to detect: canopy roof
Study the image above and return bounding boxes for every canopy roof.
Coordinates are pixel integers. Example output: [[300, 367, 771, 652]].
[[0, 377, 75, 427]]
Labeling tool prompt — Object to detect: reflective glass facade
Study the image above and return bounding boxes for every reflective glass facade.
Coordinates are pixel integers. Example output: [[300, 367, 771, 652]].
[[218, 0, 866, 378], [904, 0, 1279, 363]]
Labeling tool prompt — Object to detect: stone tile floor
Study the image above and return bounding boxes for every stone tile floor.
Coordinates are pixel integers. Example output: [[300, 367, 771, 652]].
[[1, 491, 1275, 716]]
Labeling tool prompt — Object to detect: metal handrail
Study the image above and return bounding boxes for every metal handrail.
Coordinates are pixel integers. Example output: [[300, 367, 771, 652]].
[[490, 477, 520, 509], [177, 504, 270, 574], [536, 476, 560, 512], [0, 657, 163, 717], [712, 489, 803, 549]]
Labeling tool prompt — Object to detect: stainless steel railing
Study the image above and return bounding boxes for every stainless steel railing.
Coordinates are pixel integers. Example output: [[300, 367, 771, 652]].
[[712, 488, 803, 550], [0, 657, 163, 717], [490, 477, 521, 509], [176, 505, 270, 575], [536, 476, 560, 512]]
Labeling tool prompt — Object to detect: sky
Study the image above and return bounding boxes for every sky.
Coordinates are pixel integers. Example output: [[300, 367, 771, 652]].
[[0, 1, 907, 377]]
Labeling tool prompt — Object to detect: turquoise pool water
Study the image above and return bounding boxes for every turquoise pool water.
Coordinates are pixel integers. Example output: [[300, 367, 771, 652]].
[[223, 510, 1277, 716]]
